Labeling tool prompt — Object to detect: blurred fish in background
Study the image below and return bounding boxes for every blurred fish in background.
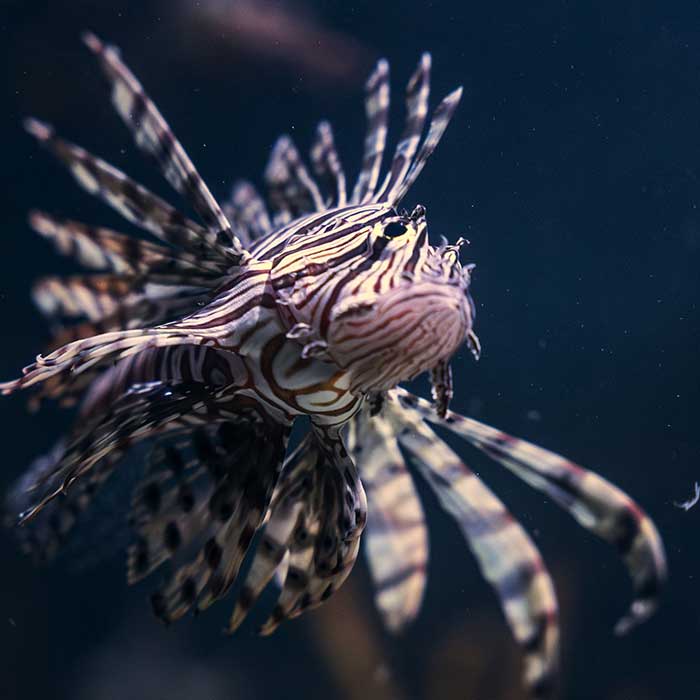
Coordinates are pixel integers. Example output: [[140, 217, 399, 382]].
[[176, 0, 371, 86]]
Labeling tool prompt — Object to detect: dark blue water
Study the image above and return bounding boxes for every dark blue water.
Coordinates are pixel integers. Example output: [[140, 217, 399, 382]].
[[1, 2, 698, 699]]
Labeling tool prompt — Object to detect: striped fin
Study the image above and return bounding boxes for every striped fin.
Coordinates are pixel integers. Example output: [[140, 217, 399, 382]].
[[395, 388, 667, 636], [30, 211, 163, 274], [33, 274, 214, 328], [16, 287, 246, 410], [391, 86, 463, 205], [82, 32, 247, 263], [391, 397, 559, 696], [32, 271, 214, 333], [0, 326, 206, 398], [32, 274, 140, 322], [227, 436, 314, 633], [45, 292, 210, 347], [223, 181, 273, 245], [265, 135, 324, 221], [35, 338, 244, 435], [351, 59, 390, 204], [10, 382, 225, 526], [78, 344, 247, 420], [348, 404, 428, 632], [310, 121, 347, 207], [29, 211, 223, 277], [27, 308, 238, 412], [376, 53, 431, 203], [258, 428, 367, 636], [24, 119, 228, 264], [148, 421, 289, 623], [29, 294, 215, 410]]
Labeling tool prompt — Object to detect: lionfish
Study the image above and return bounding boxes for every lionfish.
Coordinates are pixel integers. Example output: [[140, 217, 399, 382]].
[[2, 34, 666, 696]]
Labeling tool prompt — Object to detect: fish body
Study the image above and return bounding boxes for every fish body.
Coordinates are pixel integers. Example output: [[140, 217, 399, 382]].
[[2, 34, 666, 697]]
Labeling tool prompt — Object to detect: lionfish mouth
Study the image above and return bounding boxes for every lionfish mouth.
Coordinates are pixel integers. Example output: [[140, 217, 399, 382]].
[[327, 278, 473, 392]]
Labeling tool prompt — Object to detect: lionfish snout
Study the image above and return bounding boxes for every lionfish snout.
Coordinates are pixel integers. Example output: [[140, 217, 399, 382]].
[[326, 232, 476, 393]]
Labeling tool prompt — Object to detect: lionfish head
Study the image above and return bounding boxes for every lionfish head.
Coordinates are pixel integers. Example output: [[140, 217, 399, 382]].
[[323, 203, 477, 392], [270, 52, 476, 393]]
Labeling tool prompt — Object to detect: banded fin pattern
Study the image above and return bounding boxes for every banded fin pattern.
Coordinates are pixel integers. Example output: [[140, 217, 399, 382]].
[[222, 181, 273, 246], [42, 294, 211, 355], [32, 271, 213, 333], [394, 388, 667, 636], [82, 32, 247, 263], [25, 207, 225, 405], [0, 325, 208, 398], [352, 59, 390, 204], [258, 51, 459, 216], [247, 427, 367, 636], [32, 274, 140, 322], [347, 402, 429, 632], [29, 211, 223, 278], [24, 119, 226, 265], [391, 86, 463, 204], [387, 395, 559, 696], [376, 53, 431, 203], [310, 121, 347, 207], [265, 135, 324, 223]]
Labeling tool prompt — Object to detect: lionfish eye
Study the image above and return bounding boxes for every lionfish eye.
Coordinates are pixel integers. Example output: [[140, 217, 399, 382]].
[[383, 221, 408, 238]]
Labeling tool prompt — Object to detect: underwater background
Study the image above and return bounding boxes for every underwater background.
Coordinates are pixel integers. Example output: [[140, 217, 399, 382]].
[[0, 1, 698, 698]]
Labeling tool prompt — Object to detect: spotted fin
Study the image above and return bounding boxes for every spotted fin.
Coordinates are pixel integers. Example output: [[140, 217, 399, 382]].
[[5, 387, 208, 559], [227, 436, 315, 633], [10, 382, 237, 525], [128, 435, 215, 585], [9, 344, 250, 558], [253, 427, 367, 636], [146, 420, 289, 623]]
